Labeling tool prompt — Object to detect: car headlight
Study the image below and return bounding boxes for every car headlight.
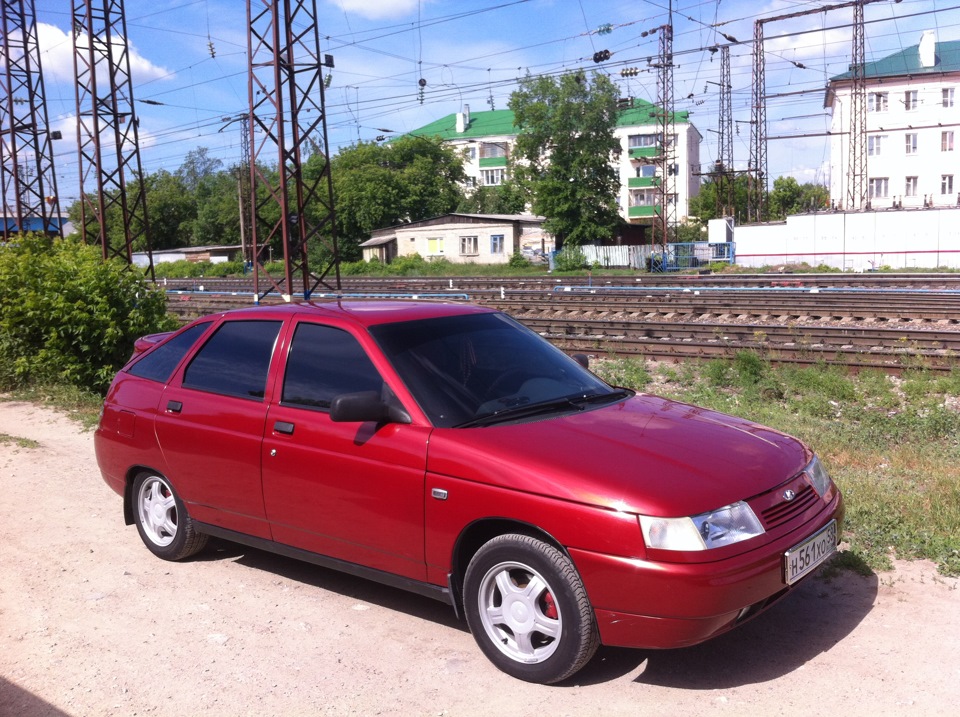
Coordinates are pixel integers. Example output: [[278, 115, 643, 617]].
[[805, 455, 834, 498], [639, 501, 765, 551]]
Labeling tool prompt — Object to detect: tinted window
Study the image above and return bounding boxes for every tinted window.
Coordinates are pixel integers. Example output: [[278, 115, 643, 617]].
[[281, 323, 383, 409], [128, 322, 212, 383], [183, 320, 282, 400]]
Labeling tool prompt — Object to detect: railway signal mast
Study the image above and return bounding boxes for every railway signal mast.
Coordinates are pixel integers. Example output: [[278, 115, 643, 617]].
[[72, 0, 154, 277], [0, 0, 62, 240], [247, 0, 340, 301]]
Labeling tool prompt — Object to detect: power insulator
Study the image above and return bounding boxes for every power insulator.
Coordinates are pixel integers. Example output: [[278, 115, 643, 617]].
[[620, 67, 639, 77], [592, 49, 611, 63]]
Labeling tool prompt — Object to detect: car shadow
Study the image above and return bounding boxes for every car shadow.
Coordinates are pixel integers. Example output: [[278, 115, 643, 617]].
[[197, 537, 466, 632], [0, 677, 72, 717], [568, 561, 880, 687]]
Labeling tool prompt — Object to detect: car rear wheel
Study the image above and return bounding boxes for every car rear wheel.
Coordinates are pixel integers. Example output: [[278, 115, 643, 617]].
[[131, 472, 208, 561], [463, 534, 599, 684]]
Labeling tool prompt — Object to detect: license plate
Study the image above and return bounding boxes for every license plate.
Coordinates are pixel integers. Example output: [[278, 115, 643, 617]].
[[783, 520, 837, 585]]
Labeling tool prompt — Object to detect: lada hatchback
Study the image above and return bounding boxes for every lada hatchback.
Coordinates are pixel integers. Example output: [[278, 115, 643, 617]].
[[95, 301, 844, 683]]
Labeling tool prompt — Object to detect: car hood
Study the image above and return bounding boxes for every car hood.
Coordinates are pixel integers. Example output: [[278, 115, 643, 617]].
[[425, 393, 810, 517]]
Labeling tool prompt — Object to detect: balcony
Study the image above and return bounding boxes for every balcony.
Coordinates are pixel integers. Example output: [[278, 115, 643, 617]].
[[628, 176, 660, 188], [629, 147, 659, 160], [628, 205, 659, 218], [479, 156, 508, 168]]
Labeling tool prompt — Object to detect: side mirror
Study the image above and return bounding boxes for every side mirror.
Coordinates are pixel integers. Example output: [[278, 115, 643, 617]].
[[572, 353, 590, 369], [329, 390, 411, 425]]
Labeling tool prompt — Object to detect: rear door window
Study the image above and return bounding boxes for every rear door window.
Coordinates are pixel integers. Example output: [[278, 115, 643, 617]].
[[127, 322, 212, 383], [183, 320, 282, 400], [281, 323, 383, 410]]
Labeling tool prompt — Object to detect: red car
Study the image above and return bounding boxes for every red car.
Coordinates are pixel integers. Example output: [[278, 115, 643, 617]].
[[95, 301, 844, 684]]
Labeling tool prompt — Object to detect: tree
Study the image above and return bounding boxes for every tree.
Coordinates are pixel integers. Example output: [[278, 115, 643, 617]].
[[768, 177, 831, 219], [508, 70, 621, 247], [327, 137, 466, 258], [456, 183, 526, 214]]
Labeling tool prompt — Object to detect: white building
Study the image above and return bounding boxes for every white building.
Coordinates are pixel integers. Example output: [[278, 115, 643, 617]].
[[404, 102, 702, 234], [827, 31, 960, 209]]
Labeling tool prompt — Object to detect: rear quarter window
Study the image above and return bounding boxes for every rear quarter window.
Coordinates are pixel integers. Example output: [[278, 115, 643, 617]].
[[182, 320, 282, 400], [127, 322, 213, 383]]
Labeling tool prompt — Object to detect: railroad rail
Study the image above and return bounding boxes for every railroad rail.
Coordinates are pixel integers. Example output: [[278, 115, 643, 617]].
[[160, 274, 960, 373]]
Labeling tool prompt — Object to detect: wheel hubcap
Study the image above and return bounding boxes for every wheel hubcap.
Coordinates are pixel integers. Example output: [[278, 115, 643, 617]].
[[477, 562, 562, 664], [137, 477, 178, 547]]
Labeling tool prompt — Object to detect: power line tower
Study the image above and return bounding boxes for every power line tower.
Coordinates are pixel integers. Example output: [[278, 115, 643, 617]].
[[247, 0, 339, 301], [847, 0, 867, 210], [0, 0, 62, 240], [716, 44, 734, 215], [654, 21, 676, 257], [72, 0, 153, 277], [748, 19, 767, 224]]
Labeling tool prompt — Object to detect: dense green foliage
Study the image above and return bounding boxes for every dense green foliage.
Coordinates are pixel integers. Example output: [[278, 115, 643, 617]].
[[509, 70, 622, 247], [594, 354, 960, 576], [690, 173, 830, 223], [0, 235, 177, 393]]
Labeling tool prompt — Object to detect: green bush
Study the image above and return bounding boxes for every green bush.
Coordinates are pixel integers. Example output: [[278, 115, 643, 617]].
[[553, 247, 588, 272], [0, 235, 178, 393]]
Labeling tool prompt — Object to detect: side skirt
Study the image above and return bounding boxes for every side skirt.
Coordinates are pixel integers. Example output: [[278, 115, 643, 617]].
[[194, 521, 455, 608]]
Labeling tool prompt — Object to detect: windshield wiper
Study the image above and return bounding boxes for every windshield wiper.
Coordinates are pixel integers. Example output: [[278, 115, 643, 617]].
[[455, 389, 632, 428]]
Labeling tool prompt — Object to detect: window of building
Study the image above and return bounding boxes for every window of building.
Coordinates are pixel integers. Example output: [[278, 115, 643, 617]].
[[490, 234, 504, 254], [463, 146, 477, 160], [636, 165, 657, 178], [427, 237, 444, 255], [905, 177, 918, 197], [459, 235, 478, 255], [481, 168, 505, 186], [868, 135, 885, 156], [281, 324, 383, 411], [943, 131, 954, 152], [944, 88, 955, 108], [628, 133, 659, 148], [867, 92, 888, 112], [868, 178, 889, 199], [629, 188, 658, 206], [183, 321, 282, 400], [904, 90, 918, 111], [942, 175, 954, 195], [905, 133, 918, 154], [480, 142, 507, 159]]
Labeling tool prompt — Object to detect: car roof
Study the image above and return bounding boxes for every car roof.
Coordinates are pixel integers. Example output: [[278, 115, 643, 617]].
[[206, 299, 495, 328]]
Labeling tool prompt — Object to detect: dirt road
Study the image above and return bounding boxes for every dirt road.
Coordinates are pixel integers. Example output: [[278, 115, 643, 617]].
[[2, 400, 958, 716]]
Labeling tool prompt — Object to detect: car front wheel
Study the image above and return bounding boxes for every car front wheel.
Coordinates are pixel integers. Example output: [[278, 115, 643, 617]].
[[131, 471, 208, 561], [463, 534, 599, 684]]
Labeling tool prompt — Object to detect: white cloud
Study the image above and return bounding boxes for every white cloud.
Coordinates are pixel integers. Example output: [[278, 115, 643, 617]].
[[37, 22, 171, 85], [331, 0, 426, 21]]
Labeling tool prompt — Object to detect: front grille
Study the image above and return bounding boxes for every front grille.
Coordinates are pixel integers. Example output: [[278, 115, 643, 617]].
[[760, 483, 817, 530]]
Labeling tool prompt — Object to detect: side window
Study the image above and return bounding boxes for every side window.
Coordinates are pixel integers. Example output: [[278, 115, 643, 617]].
[[183, 320, 282, 400], [128, 322, 212, 383], [281, 323, 383, 410]]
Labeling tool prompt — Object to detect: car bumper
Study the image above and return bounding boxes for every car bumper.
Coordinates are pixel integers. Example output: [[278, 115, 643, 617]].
[[570, 495, 844, 649]]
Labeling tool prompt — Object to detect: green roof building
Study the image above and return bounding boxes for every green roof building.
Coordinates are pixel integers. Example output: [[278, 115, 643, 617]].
[[402, 99, 702, 229]]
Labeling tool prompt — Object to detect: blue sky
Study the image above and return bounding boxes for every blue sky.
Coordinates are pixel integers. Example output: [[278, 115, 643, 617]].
[[34, 0, 958, 208]]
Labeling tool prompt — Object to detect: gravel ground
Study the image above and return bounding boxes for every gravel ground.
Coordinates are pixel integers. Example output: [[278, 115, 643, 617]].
[[2, 399, 959, 717]]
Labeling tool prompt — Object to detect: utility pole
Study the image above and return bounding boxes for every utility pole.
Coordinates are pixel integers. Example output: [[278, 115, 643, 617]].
[[653, 18, 675, 262], [247, 0, 339, 301], [0, 0, 62, 240], [72, 0, 154, 277], [221, 114, 252, 266], [847, 0, 867, 210]]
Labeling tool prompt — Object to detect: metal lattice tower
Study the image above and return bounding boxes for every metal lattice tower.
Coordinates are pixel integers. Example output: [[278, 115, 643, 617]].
[[247, 0, 339, 301], [717, 44, 734, 215], [748, 20, 767, 223], [72, 0, 153, 276], [655, 22, 676, 254], [847, 0, 867, 209], [0, 0, 61, 239]]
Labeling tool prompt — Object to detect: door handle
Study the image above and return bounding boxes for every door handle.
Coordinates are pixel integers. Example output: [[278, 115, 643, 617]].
[[274, 421, 295, 435], [166, 400, 183, 414]]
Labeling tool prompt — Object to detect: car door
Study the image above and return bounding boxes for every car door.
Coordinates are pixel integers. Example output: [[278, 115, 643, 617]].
[[155, 318, 283, 539], [261, 319, 431, 581]]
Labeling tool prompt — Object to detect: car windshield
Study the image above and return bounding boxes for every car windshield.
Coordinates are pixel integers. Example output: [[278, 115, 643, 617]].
[[369, 311, 624, 428]]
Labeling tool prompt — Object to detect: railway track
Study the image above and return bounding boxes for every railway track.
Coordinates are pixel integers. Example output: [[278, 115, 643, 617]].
[[160, 274, 960, 373]]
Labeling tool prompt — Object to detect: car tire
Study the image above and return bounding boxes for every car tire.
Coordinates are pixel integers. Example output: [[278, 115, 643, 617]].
[[131, 471, 208, 561], [463, 534, 599, 684]]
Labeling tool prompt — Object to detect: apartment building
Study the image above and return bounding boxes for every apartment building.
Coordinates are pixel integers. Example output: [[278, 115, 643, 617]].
[[403, 100, 702, 229], [827, 31, 960, 209]]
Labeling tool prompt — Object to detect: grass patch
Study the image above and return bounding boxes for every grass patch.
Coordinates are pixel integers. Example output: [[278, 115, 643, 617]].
[[594, 355, 960, 577], [0, 433, 40, 449], [1, 383, 103, 430]]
